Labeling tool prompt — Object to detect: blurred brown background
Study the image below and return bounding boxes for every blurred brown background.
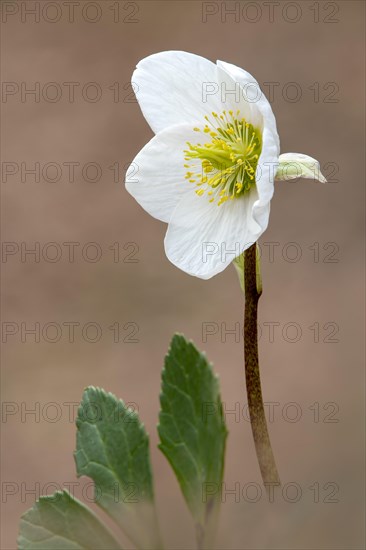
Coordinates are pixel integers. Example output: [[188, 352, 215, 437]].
[[1, 1, 365, 548]]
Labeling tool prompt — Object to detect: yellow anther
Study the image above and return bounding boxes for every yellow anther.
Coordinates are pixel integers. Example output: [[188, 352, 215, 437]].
[[218, 195, 229, 206]]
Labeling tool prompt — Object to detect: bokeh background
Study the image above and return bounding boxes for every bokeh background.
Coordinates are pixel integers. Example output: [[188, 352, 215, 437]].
[[1, 1, 365, 548]]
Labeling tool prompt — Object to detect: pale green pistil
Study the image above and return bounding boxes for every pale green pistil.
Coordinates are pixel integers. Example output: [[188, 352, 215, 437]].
[[184, 110, 262, 206]]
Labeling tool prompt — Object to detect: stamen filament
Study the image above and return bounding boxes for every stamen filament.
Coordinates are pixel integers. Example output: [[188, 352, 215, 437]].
[[184, 111, 262, 205]]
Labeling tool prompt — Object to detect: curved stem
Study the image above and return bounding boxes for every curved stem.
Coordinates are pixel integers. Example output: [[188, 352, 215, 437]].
[[244, 243, 280, 494]]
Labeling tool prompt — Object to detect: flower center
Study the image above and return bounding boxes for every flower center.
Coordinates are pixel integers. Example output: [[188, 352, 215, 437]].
[[184, 110, 262, 206]]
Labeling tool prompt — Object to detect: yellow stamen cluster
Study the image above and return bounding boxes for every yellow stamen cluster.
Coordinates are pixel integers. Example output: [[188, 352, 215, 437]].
[[184, 110, 262, 206]]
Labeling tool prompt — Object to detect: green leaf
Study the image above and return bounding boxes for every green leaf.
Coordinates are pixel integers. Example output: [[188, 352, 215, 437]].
[[233, 251, 245, 292], [18, 490, 120, 549], [158, 335, 227, 548], [74, 387, 162, 550], [233, 244, 262, 295]]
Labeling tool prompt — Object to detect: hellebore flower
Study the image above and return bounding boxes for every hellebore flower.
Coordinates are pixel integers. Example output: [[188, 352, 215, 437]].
[[126, 51, 326, 279]]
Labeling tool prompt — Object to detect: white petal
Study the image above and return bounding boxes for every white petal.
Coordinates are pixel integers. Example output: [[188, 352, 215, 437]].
[[215, 64, 264, 129], [253, 125, 279, 228], [164, 190, 269, 279], [125, 124, 206, 223], [132, 51, 227, 133], [275, 152, 327, 183], [217, 60, 280, 151], [217, 60, 280, 230]]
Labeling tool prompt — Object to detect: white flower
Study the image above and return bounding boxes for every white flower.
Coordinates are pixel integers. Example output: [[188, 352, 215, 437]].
[[126, 51, 326, 279]]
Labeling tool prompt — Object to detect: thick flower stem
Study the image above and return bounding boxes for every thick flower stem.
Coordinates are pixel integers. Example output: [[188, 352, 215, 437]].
[[244, 243, 280, 494]]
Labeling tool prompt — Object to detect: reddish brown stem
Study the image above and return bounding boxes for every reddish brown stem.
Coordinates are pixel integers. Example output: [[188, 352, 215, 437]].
[[244, 243, 280, 494]]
